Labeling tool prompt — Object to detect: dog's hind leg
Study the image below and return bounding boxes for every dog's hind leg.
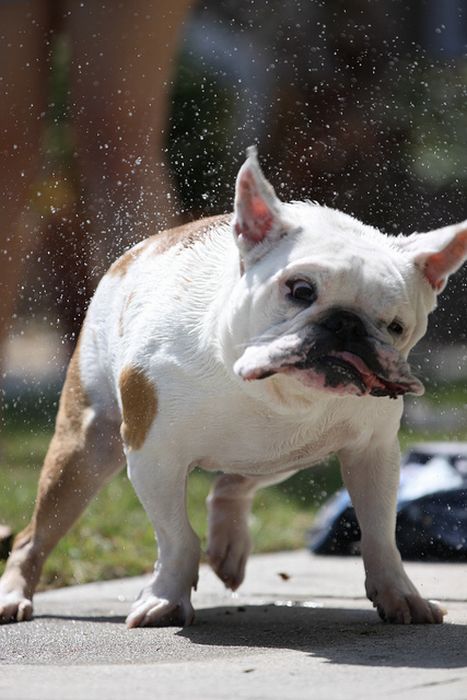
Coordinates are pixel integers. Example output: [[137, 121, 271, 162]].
[[206, 470, 297, 591], [0, 343, 123, 623]]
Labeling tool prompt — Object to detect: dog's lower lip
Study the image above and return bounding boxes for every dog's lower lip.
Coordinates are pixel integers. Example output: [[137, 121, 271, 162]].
[[317, 355, 367, 392], [303, 351, 410, 398], [326, 351, 410, 398]]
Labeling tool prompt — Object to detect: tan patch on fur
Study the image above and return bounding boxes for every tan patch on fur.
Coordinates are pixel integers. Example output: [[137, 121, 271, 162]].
[[4, 336, 91, 597], [34, 335, 91, 528], [119, 366, 158, 450], [151, 214, 230, 256], [107, 214, 231, 279], [59, 335, 90, 431], [108, 239, 152, 278], [11, 521, 34, 553]]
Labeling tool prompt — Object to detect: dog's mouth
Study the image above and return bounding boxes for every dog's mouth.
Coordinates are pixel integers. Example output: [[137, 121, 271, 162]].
[[308, 351, 414, 398], [254, 350, 423, 398], [235, 337, 424, 398]]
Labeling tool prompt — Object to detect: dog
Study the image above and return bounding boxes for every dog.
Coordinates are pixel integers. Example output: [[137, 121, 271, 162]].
[[1, 147, 466, 627]]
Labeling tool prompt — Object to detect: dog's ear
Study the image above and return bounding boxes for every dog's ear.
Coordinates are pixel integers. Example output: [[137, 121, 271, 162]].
[[400, 221, 467, 293], [233, 146, 290, 263]]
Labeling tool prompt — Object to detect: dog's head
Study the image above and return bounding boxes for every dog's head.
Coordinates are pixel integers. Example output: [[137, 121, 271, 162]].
[[229, 147, 467, 400]]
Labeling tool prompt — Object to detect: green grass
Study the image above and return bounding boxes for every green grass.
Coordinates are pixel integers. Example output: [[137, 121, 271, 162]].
[[421, 379, 467, 407], [0, 414, 322, 590], [1, 385, 467, 590]]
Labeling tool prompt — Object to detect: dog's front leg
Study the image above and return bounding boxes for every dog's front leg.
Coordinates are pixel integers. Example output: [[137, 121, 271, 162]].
[[125, 448, 200, 629], [338, 439, 445, 624]]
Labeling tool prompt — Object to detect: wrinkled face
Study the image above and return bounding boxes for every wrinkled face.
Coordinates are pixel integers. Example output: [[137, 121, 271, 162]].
[[229, 148, 467, 401], [232, 213, 426, 399]]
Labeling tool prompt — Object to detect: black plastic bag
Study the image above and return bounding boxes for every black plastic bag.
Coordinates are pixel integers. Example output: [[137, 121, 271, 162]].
[[309, 443, 467, 561]]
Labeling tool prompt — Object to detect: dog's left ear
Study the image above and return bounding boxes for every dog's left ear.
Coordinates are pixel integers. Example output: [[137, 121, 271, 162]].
[[233, 146, 290, 264], [400, 221, 467, 292]]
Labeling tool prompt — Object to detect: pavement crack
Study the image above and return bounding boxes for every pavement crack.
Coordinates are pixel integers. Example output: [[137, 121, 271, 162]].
[[390, 677, 464, 694]]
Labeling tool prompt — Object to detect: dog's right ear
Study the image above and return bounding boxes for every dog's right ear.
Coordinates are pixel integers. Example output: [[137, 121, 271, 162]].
[[233, 146, 290, 264]]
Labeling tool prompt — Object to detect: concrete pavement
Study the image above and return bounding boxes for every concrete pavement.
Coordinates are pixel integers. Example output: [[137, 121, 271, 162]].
[[1, 551, 466, 699]]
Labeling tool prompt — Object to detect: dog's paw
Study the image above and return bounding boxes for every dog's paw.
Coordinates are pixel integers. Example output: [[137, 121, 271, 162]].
[[126, 593, 194, 628], [368, 586, 446, 624], [0, 590, 33, 624], [207, 519, 251, 591]]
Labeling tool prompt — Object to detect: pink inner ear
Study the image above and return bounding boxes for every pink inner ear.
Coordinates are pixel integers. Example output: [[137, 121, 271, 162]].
[[247, 196, 274, 242], [235, 168, 276, 244], [423, 229, 467, 290]]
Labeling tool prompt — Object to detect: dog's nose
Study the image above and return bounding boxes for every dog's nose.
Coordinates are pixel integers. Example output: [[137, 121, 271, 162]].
[[322, 309, 367, 339]]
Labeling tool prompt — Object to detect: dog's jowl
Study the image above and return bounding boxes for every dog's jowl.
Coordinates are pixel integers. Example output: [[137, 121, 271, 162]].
[[1, 147, 466, 627]]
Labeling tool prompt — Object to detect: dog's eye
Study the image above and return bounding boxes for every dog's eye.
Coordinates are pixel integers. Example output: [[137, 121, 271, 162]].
[[388, 320, 404, 336], [286, 279, 317, 304]]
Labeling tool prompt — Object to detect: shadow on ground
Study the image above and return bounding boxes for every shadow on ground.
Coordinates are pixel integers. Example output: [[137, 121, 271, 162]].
[[7, 603, 461, 670], [178, 604, 466, 670]]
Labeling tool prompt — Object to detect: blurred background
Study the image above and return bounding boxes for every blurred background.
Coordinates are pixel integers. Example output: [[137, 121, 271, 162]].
[[1, 0, 467, 586]]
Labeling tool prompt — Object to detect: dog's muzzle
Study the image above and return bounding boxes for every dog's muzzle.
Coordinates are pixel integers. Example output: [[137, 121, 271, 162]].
[[234, 308, 424, 398], [295, 309, 424, 398]]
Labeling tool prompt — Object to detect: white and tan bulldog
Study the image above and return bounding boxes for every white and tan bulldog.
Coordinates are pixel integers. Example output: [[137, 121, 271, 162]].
[[1, 147, 466, 628]]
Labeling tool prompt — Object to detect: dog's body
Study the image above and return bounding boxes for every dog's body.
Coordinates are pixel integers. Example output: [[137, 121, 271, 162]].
[[1, 148, 466, 627]]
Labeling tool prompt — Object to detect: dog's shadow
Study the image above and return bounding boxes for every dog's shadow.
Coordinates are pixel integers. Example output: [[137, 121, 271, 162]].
[[35, 603, 465, 670], [177, 603, 466, 670]]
